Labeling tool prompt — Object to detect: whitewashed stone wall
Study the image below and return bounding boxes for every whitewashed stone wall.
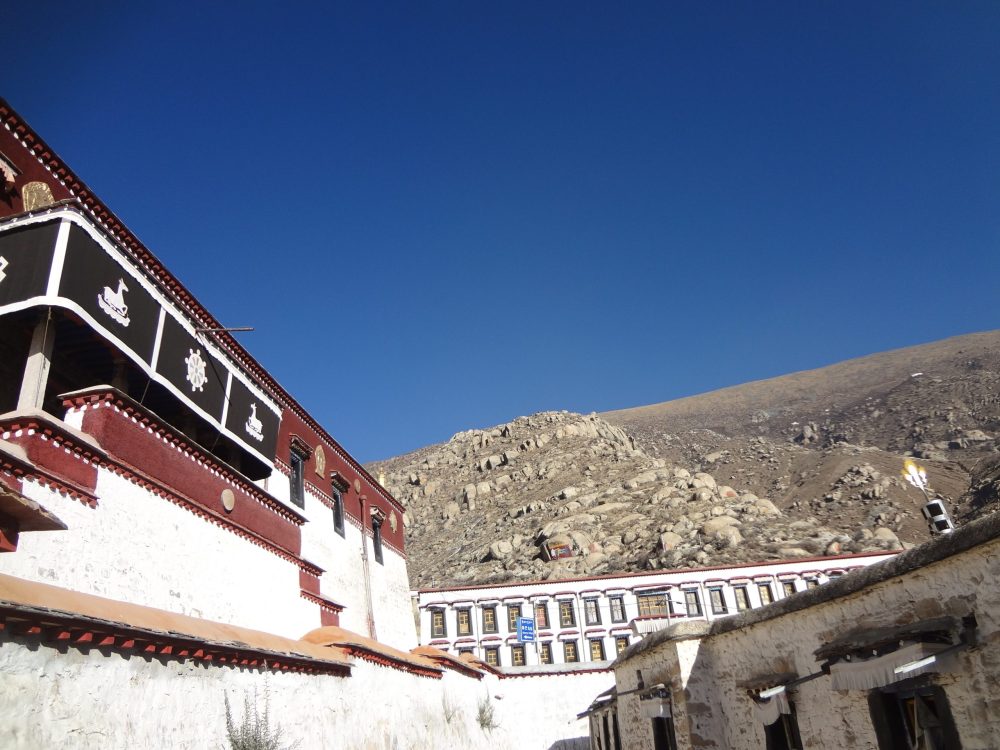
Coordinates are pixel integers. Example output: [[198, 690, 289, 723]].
[[0, 633, 607, 750], [3, 472, 315, 638], [296, 482, 416, 648], [614, 527, 1000, 750], [1, 461, 417, 647]]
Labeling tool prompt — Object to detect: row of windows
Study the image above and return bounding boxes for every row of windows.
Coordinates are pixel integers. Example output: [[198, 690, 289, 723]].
[[288, 445, 384, 564], [433, 598, 603, 638], [467, 636, 631, 667], [430, 580, 826, 637]]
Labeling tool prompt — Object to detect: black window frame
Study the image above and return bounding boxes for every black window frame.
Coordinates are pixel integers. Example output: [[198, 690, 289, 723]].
[[535, 601, 550, 629], [558, 600, 576, 627], [507, 603, 522, 632], [331, 487, 345, 537], [868, 681, 962, 750], [430, 609, 447, 638], [758, 582, 774, 605], [708, 587, 728, 615], [764, 703, 804, 750], [482, 605, 498, 634], [371, 516, 384, 564], [484, 645, 500, 667], [563, 640, 579, 663], [609, 595, 626, 623], [589, 638, 606, 661], [637, 593, 670, 617], [456, 608, 472, 636], [584, 598, 602, 626], [539, 641, 553, 664], [289, 446, 307, 508], [734, 586, 751, 612], [615, 636, 630, 655], [684, 589, 702, 616], [510, 644, 526, 666]]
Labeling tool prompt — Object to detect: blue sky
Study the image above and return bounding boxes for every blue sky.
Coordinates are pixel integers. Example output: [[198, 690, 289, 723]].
[[6, 3, 1000, 462]]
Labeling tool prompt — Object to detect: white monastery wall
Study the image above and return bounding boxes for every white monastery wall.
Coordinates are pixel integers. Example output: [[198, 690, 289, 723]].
[[368, 540, 417, 647], [0, 632, 605, 750], [298, 492, 371, 633], [2, 472, 315, 638], [297, 482, 416, 648]]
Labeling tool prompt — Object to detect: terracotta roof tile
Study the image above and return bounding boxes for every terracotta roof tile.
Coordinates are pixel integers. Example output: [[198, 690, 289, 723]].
[[301, 626, 442, 677]]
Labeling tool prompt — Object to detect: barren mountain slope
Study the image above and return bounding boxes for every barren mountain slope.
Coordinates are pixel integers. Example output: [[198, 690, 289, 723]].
[[372, 331, 1000, 588], [601, 329, 1000, 535], [373, 412, 916, 589]]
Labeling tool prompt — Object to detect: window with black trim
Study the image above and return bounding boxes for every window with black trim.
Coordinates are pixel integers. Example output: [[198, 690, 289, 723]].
[[535, 601, 550, 629], [610, 596, 626, 623], [484, 646, 500, 667], [764, 703, 804, 750], [482, 606, 498, 634], [709, 587, 728, 615], [684, 590, 702, 616], [511, 644, 526, 666], [457, 608, 472, 636], [734, 586, 751, 612], [431, 609, 446, 638], [637, 593, 669, 617], [331, 488, 345, 537], [615, 636, 630, 655], [371, 516, 384, 564], [781, 581, 797, 597], [868, 683, 961, 750], [589, 638, 606, 661], [559, 600, 576, 627], [564, 640, 579, 663], [758, 583, 774, 606], [458, 647, 474, 656], [539, 641, 553, 664], [805, 578, 820, 589], [507, 603, 522, 632], [584, 598, 602, 626], [289, 446, 307, 508]]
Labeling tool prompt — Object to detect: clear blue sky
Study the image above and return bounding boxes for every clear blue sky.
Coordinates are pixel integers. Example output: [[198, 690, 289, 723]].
[[6, 3, 1000, 462]]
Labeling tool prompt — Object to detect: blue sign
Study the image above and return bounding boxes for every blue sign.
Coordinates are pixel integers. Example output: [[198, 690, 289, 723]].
[[516, 616, 535, 643]]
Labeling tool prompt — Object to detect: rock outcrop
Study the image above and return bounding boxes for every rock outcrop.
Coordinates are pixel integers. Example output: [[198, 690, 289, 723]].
[[372, 412, 911, 588]]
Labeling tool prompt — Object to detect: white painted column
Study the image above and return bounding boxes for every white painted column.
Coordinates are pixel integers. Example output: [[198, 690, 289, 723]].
[[17, 309, 55, 411]]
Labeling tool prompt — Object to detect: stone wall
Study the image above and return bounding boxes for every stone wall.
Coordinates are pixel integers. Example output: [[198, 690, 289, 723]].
[[3, 459, 416, 648], [0, 628, 608, 750], [6, 472, 315, 638], [614, 515, 1000, 749]]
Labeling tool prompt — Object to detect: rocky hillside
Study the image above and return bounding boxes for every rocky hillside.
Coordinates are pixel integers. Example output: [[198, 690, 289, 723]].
[[370, 330, 1000, 589], [602, 330, 1000, 527], [374, 412, 918, 589]]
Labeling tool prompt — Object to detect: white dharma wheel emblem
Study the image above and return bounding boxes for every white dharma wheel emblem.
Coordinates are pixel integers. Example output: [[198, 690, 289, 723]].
[[184, 348, 208, 392]]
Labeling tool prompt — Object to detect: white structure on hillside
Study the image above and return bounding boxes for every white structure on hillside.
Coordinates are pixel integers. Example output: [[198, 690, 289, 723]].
[[414, 552, 895, 669]]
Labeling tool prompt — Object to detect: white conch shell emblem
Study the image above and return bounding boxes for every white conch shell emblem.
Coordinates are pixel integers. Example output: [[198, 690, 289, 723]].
[[245, 403, 264, 442], [97, 278, 130, 327]]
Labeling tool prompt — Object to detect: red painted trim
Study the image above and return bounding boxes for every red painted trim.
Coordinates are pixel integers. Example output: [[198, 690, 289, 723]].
[[0, 424, 100, 506], [0, 608, 350, 677], [337, 644, 442, 679], [300, 590, 344, 613], [498, 666, 613, 679], [0, 523, 18, 552], [0, 409, 325, 576]]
